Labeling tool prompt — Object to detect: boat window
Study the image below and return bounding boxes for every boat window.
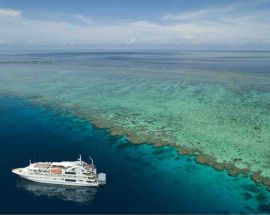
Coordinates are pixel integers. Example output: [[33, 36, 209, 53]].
[[65, 171, 76, 175], [83, 173, 91, 176], [65, 179, 76, 182]]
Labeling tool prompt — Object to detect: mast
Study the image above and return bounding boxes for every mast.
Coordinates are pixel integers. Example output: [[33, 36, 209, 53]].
[[78, 154, 82, 165], [89, 156, 93, 165]]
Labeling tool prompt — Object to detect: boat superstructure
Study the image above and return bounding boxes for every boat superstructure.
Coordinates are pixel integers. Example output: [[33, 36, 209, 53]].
[[12, 155, 106, 187]]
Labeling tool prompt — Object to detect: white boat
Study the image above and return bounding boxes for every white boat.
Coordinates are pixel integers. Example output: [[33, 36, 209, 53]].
[[12, 155, 106, 187]]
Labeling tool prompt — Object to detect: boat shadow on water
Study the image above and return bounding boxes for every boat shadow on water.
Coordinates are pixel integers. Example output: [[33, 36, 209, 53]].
[[16, 178, 98, 205]]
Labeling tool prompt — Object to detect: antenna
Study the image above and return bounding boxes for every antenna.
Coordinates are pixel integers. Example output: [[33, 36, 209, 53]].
[[89, 156, 93, 165], [79, 154, 82, 165]]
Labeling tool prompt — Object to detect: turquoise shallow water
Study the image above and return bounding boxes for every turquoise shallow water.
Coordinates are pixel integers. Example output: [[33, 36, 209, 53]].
[[0, 51, 270, 178], [1, 96, 270, 213]]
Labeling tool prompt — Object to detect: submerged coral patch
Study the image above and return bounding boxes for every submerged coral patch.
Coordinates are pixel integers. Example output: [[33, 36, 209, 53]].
[[1, 51, 270, 188]]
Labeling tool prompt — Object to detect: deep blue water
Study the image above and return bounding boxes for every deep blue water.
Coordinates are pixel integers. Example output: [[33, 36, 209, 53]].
[[1, 96, 270, 214], [1, 50, 270, 74]]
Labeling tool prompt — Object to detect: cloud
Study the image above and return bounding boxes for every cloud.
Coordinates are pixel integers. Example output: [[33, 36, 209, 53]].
[[162, 0, 270, 24], [0, 1, 269, 48], [126, 37, 136, 45], [0, 39, 9, 44], [73, 14, 95, 25], [162, 9, 209, 21], [0, 8, 21, 17]]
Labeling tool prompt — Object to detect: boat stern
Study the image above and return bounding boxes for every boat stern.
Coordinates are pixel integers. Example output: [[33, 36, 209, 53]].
[[98, 173, 106, 185]]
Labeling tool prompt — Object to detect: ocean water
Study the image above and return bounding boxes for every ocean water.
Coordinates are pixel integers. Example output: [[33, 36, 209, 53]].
[[0, 51, 270, 178], [0, 50, 270, 213], [1, 96, 270, 213]]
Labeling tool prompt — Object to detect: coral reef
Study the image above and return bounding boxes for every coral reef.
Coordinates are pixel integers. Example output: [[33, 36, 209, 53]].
[[0, 51, 270, 189]]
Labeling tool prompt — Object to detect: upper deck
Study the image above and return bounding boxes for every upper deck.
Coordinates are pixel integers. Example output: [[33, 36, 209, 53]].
[[28, 156, 95, 175]]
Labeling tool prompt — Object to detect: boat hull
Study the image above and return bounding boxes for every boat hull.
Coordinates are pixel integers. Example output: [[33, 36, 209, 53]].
[[12, 169, 100, 187]]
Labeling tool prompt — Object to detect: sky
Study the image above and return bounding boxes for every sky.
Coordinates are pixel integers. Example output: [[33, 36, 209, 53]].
[[0, 0, 270, 50]]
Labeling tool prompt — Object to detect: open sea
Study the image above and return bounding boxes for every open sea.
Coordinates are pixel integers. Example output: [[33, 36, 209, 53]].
[[0, 50, 270, 213]]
